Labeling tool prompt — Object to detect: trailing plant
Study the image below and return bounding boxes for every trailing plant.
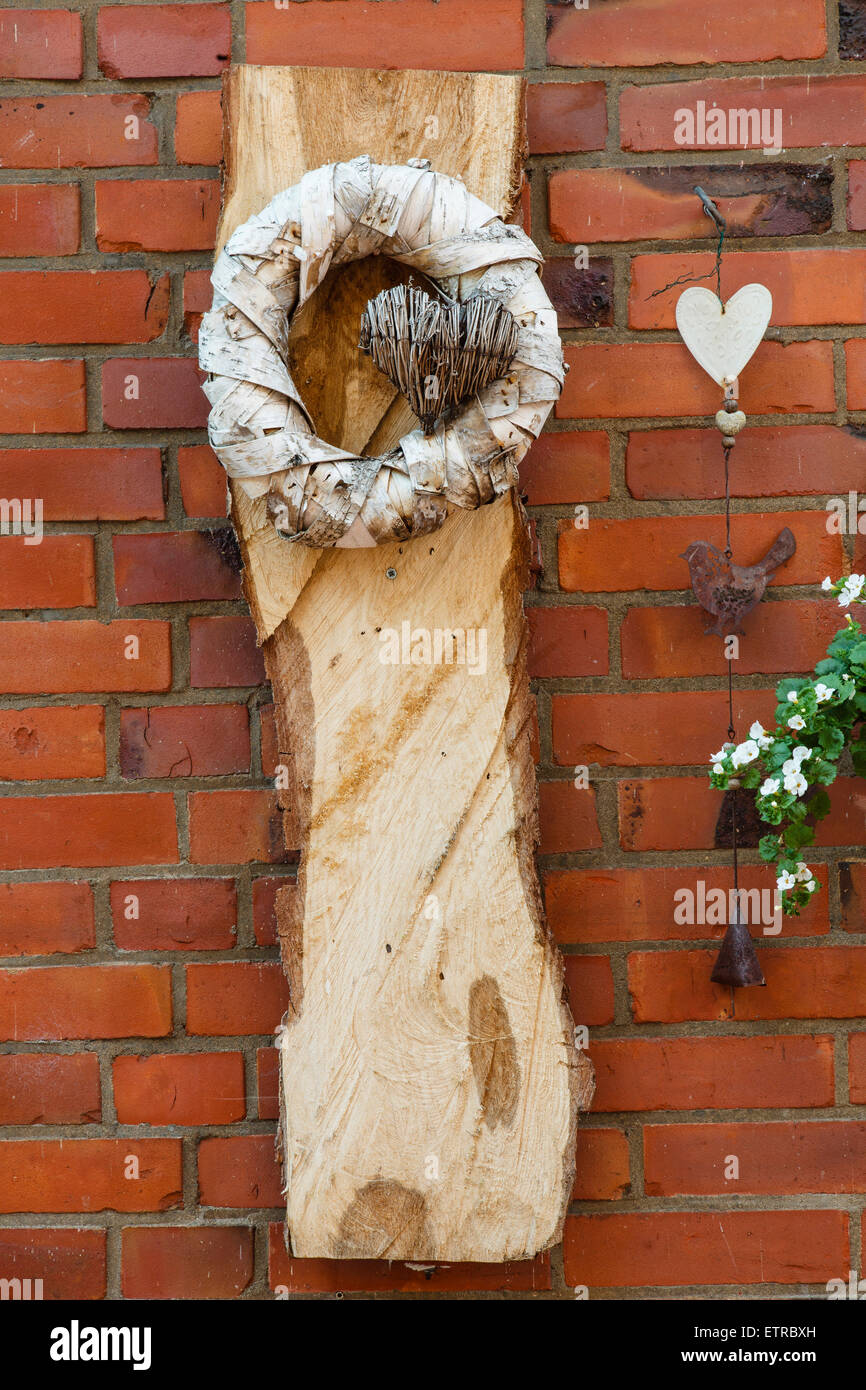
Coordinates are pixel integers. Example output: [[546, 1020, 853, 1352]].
[[709, 573, 866, 915]]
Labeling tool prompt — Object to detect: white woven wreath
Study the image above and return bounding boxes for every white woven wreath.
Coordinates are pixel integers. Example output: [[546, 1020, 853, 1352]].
[[200, 156, 564, 548]]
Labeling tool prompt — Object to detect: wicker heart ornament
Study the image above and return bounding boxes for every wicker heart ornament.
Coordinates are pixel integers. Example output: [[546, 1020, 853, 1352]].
[[359, 283, 519, 435]]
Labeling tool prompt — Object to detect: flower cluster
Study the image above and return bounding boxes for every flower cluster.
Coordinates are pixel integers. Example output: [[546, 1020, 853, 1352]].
[[708, 575, 866, 915]]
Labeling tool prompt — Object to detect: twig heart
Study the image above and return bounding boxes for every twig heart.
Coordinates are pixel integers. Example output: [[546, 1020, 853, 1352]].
[[359, 284, 519, 435]]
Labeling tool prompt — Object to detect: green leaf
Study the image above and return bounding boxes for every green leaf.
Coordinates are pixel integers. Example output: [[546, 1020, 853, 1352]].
[[784, 821, 815, 850]]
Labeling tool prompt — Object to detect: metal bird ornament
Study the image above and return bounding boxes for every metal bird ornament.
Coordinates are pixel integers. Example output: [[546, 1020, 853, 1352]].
[[680, 527, 797, 637]]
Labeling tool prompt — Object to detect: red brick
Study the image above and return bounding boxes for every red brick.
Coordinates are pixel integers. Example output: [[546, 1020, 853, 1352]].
[[564, 1210, 846, 1289], [178, 445, 227, 517], [627, 425, 866, 501], [545, 864, 829, 944], [0, 360, 85, 433], [186, 962, 289, 1035], [0, 1228, 106, 1300], [549, 165, 831, 245], [0, 1139, 180, 1213], [0, 621, 171, 695], [0, 1053, 100, 1126], [520, 431, 609, 505], [0, 964, 171, 1040], [0, 706, 105, 781], [114, 531, 241, 604], [96, 179, 220, 252], [259, 703, 279, 778], [845, 339, 866, 408], [542, 257, 613, 330], [841, 862, 866, 932], [0, 794, 177, 869], [183, 267, 212, 342], [538, 783, 602, 854], [0, 448, 164, 521], [619, 777, 722, 853], [0, 271, 168, 345], [563, 954, 615, 1027], [176, 89, 222, 165], [0, 9, 82, 78], [102, 358, 209, 430], [573, 1128, 629, 1201], [553, 689, 778, 769], [812, 777, 866, 848], [527, 606, 608, 678], [646, 1121, 866, 1196], [629, 947, 866, 1023], [267, 1224, 550, 1293], [848, 161, 866, 229], [198, 1134, 282, 1207], [0, 96, 158, 168], [621, 76, 866, 152], [189, 789, 293, 864], [110, 878, 237, 951], [548, 0, 824, 66], [0, 881, 94, 956], [246, 0, 523, 71], [113, 1052, 245, 1125], [98, 4, 230, 78], [560, 513, 836, 594], [621, 600, 843, 679], [189, 615, 266, 688], [590, 1036, 834, 1113], [849, 1034, 866, 1102], [122, 1225, 253, 1299], [257, 1046, 279, 1120], [120, 705, 249, 780], [252, 874, 297, 947], [527, 83, 607, 154], [0, 536, 95, 610], [0, 185, 79, 257], [632, 250, 866, 330], [557, 342, 834, 419]]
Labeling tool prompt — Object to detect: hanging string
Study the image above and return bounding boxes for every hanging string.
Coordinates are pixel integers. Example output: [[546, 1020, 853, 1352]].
[[723, 432, 740, 1014], [648, 186, 726, 301]]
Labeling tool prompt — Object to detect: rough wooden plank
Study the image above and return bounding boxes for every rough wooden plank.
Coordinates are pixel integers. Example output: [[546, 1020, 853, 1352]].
[[218, 64, 581, 1262]]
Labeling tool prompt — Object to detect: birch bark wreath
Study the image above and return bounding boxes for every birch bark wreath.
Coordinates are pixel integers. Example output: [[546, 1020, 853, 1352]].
[[202, 65, 585, 1266], [200, 156, 564, 547]]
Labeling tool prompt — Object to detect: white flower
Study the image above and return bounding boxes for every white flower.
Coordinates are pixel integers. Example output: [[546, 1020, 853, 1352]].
[[795, 862, 812, 882], [806, 877, 820, 894], [788, 714, 806, 730], [782, 759, 799, 777], [787, 691, 799, 703], [822, 576, 834, 591], [731, 739, 760, 768], [792, 745, 812, 763], [777, 870, 797, 891], [749, 720, 773, 750], [783, 770, 808, 796], [760, 778, 781, 796], [713, 763, 725, 775], [847, 573, 865, 599], [814, 683, 833, 703], [710, 747, 728, 764]]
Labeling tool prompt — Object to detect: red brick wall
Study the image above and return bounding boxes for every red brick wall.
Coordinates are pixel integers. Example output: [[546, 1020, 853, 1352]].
[[1, 0, 864, 1301]]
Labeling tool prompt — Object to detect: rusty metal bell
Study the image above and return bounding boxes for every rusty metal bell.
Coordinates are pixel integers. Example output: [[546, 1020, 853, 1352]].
[[710, 905, 766, 988]]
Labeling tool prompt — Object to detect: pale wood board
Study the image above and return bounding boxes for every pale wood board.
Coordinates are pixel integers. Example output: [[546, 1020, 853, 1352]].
[[217, 64, 582, 1261]]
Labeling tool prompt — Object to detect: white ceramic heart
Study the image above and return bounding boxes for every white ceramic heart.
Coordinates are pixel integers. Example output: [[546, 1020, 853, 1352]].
[[675, 283, 773, 387]]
